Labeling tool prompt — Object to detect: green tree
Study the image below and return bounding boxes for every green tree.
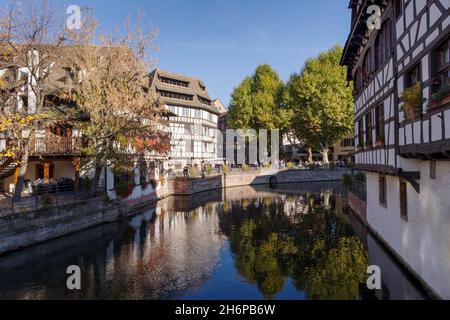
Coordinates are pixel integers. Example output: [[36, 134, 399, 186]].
[[285, 46, 354, 164], [228, 64, 291, 131]]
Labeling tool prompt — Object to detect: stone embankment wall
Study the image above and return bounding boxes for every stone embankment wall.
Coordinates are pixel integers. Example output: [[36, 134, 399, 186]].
[[169, 169, 349, 195], [0, 198, 131, 255]]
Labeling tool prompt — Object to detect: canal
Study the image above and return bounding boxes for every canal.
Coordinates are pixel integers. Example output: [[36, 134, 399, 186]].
[[0, 182, 429, 300]]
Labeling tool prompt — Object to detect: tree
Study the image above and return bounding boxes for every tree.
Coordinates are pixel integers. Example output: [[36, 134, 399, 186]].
[[228, 64, 291, 131], [285, 46, 354, 164], [67, 19, 168, 194], [0, 0, 76, 199]]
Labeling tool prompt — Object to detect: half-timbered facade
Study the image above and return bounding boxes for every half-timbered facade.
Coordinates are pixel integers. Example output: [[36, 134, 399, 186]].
[[342, 0, 450, 299], [149, 69, 220, 170]]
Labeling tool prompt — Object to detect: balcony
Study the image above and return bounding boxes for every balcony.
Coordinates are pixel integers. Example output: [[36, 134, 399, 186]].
[[30, 134, 85, 156]]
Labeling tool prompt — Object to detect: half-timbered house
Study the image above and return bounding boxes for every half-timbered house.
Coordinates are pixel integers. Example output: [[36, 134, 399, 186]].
[[342, 0, 450, 299]]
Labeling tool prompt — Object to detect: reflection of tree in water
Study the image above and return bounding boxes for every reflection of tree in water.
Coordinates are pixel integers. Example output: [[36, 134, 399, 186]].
[[222, 192, 368, 300]]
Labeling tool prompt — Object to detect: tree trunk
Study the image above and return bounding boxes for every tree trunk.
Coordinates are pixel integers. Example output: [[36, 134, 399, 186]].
[[307, 147, 313, 163], [91, 165, 102, 197], [13, 142, 30, 202], [321, 144, 330, 164]]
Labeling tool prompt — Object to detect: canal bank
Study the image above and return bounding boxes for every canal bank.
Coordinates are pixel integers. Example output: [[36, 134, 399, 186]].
[[0, 169, 350, 256], [347, 190, 441, 300]]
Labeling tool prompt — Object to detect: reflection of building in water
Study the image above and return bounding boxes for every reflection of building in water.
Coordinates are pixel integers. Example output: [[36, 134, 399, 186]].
[[102, 202, 225, 299]]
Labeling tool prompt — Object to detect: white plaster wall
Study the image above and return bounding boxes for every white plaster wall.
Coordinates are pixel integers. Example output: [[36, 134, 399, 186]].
[[53, 161, 75, 180], [366, 162, 450, 299]]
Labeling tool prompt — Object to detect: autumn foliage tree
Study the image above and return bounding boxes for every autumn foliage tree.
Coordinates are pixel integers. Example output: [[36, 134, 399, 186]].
[[0, 0, 75, 199], [67, 20, 167, 194]]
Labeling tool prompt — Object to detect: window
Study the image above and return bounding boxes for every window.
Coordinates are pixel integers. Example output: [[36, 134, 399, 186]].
[[182, 108, 190, 117], [198, 96, 211, 106], [394, 0, 403, 20], [363, 48, 374, 82], [375, 104, 385, 143], [375, 20, 393, 70], [341, 138, 355, 147], [406, 63, 421, 88], [379, 175, 387, 206], [434, 38, 450, 90], [158, 75, 189, 88], [400, 181, 408, 220], [430, 160, 437, 179], [19, 95, 28, 112], [365, 112, 372, 146], [358, 119, 364, 148], [191, 124, 201, 135], [354, 70, 363, 95], [158, 89, 194, 102]]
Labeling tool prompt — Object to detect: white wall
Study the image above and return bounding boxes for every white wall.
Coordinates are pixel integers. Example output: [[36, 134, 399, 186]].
[[366, 161, 450, 299]]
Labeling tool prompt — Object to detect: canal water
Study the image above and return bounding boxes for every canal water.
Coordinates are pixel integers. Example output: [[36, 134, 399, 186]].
[[0, 182, 429, 300]]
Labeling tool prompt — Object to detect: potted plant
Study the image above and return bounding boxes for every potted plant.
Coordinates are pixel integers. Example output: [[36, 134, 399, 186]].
[[115, 180, 135, 198], [375, 135, 385, 146], [431, 84, 450, 108], [401, 82, 425, 121], [287, 162, 295, 171]]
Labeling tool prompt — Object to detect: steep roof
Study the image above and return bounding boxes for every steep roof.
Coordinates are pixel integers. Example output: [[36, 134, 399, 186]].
[[341, 0, 388, 79], [149, 69, 220, 115]]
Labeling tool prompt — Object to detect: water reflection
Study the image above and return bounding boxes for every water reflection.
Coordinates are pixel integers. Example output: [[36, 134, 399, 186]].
[[220, 187, 367, 299], [0, 183, 428, 300]]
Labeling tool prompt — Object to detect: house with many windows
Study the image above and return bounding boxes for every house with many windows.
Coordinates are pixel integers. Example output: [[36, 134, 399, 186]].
[[149, 69, 221, 170], [0, 48, 170, 204], [333, 133, 356, 162], [342, 0, 450, 299]]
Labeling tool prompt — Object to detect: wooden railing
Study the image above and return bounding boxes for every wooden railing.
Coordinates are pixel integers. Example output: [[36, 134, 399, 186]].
[[31, 134, 85, 156]]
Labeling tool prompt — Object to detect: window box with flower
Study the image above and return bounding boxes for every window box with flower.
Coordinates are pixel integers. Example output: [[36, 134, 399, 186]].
[[400, 82, 426, 122], [430, 84, 450, 109]]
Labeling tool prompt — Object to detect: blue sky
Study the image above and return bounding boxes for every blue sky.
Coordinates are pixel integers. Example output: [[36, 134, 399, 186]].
[[2, 0, 351, 106]]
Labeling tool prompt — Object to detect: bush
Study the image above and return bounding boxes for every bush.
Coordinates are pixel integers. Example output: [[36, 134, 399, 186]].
[[204, 165, 213, 176], [242, 164, 249, 172], [81, 177, 93, 191], [263, 163, 271, 169], [347, 161, 355, 169], [354, 172, 366, 183], [287, 162, 295, 170], [116, 181, 135, 198], [189, 166, 199, 177], [342, 174, 352, 188], [222, 165, 230, 174], [40, 193, 53, 209]]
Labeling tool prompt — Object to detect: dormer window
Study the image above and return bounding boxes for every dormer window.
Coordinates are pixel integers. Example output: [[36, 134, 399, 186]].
[[158, 75, 189, 88], [198, 96, 211, 106]]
